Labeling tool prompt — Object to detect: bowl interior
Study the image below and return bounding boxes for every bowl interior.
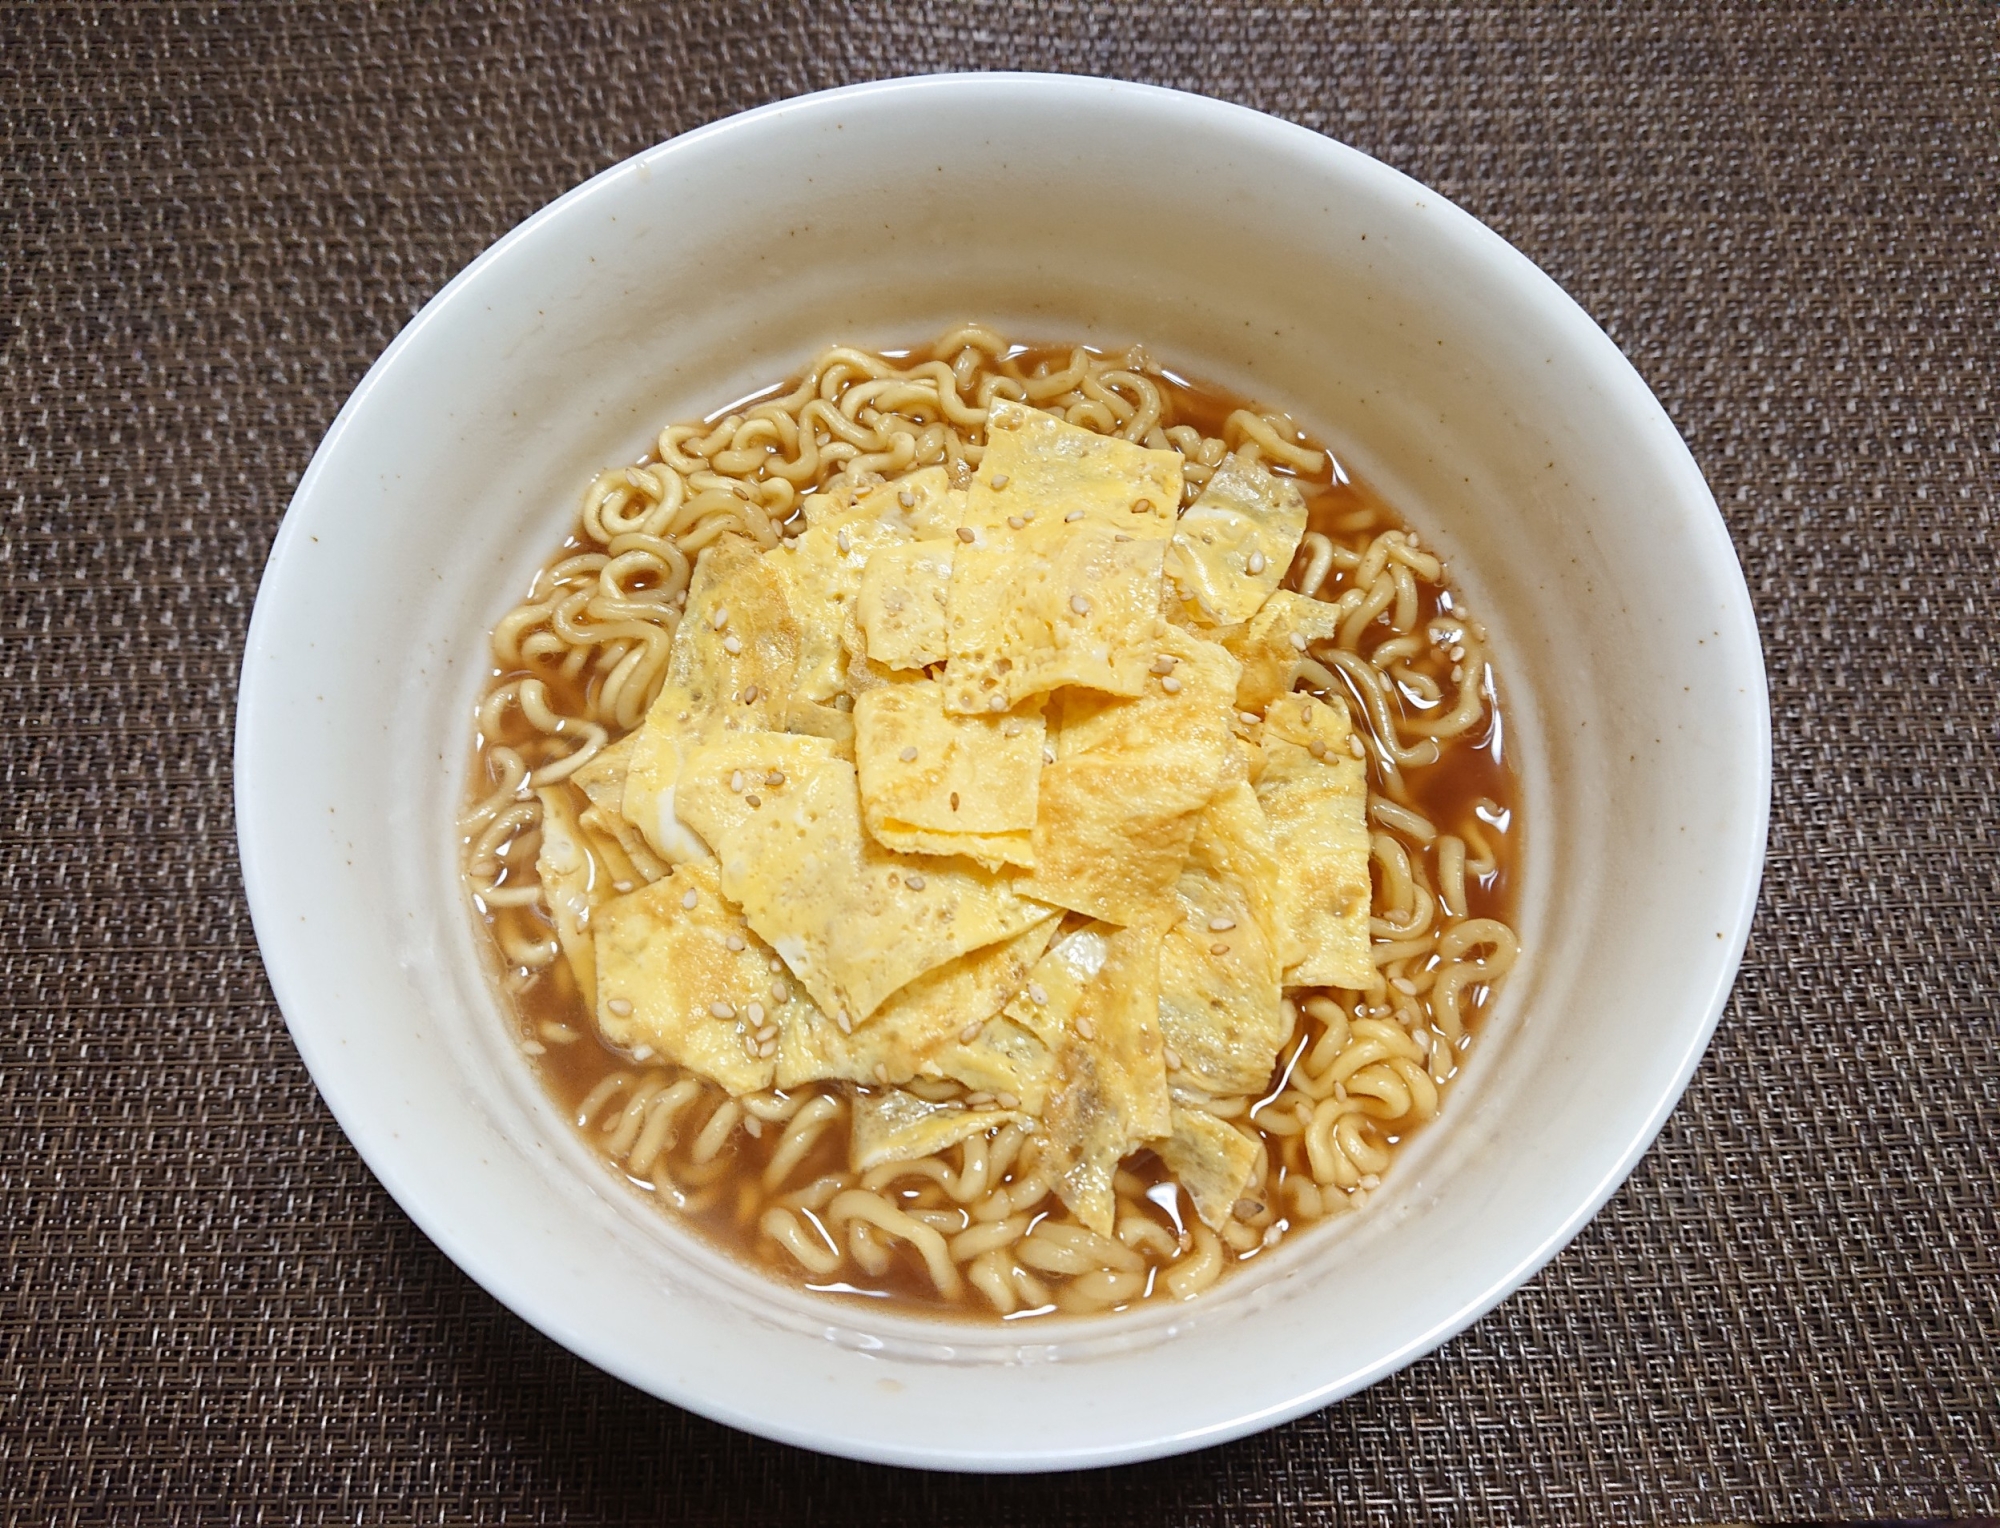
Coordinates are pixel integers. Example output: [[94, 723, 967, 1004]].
[[236, 74, 1767, 1470]]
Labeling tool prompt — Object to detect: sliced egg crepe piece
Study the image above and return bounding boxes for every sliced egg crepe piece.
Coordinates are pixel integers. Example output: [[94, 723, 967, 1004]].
[[964, 399, 1181, 540], [621, 538, 799, 863], [1255, 691, 1372, 990], [775, 912, 1060, 1089], [592, 860, 817, 1096], [534, 784, 607, 998], [1013, 625, 1242, 924], [1167, 454, 1309, 626], [1156, 778, 1294, 1095], [941, 520, 1167, 714], [775, 514, 912, 704], [1002, 921, 1171, 1236], [1156, 1103, 1261, 1233], [674, 732, 1055, 1022], [1218, 589, 1344, 714], [852, 677, 1043, 871], [850, 1088, 1031, 1172], [855, 541, 954, 671]]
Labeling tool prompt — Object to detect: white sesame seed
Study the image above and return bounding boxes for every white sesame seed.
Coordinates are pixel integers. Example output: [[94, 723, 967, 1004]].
[[745, 794, 761, 808], [613, 880, 634, 893], [1075, 1017, 1097, 1041], [1163, 1047, 1182, 1071], [1239, 710, 1262, 726], [723, 634, 744, 655], [959, 1022, 983, 1044], [743, 1115, 763, 1138], [905, 873, 926, 890], [991, 473, 1010, 489], [770, 981, 789, 1004], [756, 1023, 778, 1043], [1064, 509, 1085, 522], [709, 606, 728, 630], [1114, 533, 1132, 543], [1028, 983, 1049, 1006], [1308, 738, 1329, 759], [606, 997, 633, 1017], [1150, 654, 1179, 675], [956, 525, 977, 543], [1247, 550, 1267, 574], [1359, 1173, 1382, 1190], [766, 770, 784, 786], [746, 1003, 765, 1026], [681, 889, 699, 910], [1134, 499, 1153, 514], [1406, 533, 1420, 548], [1001, 718, 1022, 737], [1288, 632, 1308, 652], [836, 529, 851, 553], [988, 694, 1006, 711], [1160, 676, 1182, 693], [995, 1093, 1020, 1111], [1208, 916, 1237, 932], [1295, 1100, 1315, 1125], [760, 1039, 778, 1058], [1392, 976, 1417, 995], [1349, 736, 1366, 758], [726, 935, 745, 952], [1069, 593, 1092, 616], [1451, 665, 1465, 682], [1007, 514, 1026, 530], [729, 771, 745, 793], [899, 745, 919, 762], [874, 1064, 890, 1084], [521, 1039, 546, 1056], [1450, 645, 1467, 661], [898, 489, 915, 508], [1262, 1223, 1282, 1248], [966, 1091, 994, 1106], [769, 956, 783, 973], [1210, 942, 1230, 956], [710, 1000, 735, 1020], [632, 1045, 654, 1061], [1043, 744, 1056, 764], [837, 1009, 854, 1035]]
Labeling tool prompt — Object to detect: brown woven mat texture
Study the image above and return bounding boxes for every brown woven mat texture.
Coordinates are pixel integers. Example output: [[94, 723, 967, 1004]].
[[5, 3, 1997, 1523]]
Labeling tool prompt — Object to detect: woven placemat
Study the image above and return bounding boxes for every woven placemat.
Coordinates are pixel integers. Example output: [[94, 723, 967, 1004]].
[[4, 3, 1997, 1523]]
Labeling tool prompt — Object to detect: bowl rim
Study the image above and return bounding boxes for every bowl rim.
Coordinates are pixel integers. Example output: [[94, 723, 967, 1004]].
[[235, 70, 1772, 1470]]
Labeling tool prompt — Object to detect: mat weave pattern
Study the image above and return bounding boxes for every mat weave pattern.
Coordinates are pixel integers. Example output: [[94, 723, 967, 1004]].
[[4, 4, 1997, 1523]]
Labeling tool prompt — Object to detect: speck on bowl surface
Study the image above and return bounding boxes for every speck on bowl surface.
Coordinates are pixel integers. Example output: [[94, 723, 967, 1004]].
[[234, 74, 1769, 1471]]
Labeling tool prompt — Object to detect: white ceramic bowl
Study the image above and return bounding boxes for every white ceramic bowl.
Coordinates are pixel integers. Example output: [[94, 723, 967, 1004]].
[[235, 74, 1769, 1470]]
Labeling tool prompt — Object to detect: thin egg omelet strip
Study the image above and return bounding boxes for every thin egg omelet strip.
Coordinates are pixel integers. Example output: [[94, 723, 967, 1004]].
[[673, 731, 1055, 1023], [1256, 691, 1372, 990]]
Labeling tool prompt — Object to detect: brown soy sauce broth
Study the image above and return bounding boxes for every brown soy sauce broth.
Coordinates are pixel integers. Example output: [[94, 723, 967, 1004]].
[[468, 338, 1519, 1318]]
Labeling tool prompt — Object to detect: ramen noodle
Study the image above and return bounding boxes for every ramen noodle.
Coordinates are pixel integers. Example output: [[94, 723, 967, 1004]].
[[462, 329, 1519, 1319]]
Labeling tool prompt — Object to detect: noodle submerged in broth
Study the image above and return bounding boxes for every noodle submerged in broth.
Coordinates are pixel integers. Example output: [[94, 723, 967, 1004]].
[[463, 329, 1519, 1319]]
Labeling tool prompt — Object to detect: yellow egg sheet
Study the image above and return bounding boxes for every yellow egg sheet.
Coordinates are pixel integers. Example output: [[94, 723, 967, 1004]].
[[776, 516, 912, 704], [1219, 589, 1345, 713], [592, 861, 818, 1096], [1156, 778, 1295, 1096], [1156, 1104, 1261, 1232], [1255, 692, 1372, 990], [775, 913, 1060, 1090], [922, 1012, 1059, 1117], [803, 464, 956, 538], [673, 732, 1054, 1022], [569, 735, 667, 886], [1013, 626, 1242, 925], [782, 694, 857, 753], [620, 539, 799, 863], [940, 521, 1167, 714], [1002, 921, 1171, 1236], [534, 785, 605, 999], [850, 1089, 1031, 1172], [1167, 455, 1309, 626], [966, 399, 1181, 539], [855, 541, 953, 671], [851, 678, 1044, 871]]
